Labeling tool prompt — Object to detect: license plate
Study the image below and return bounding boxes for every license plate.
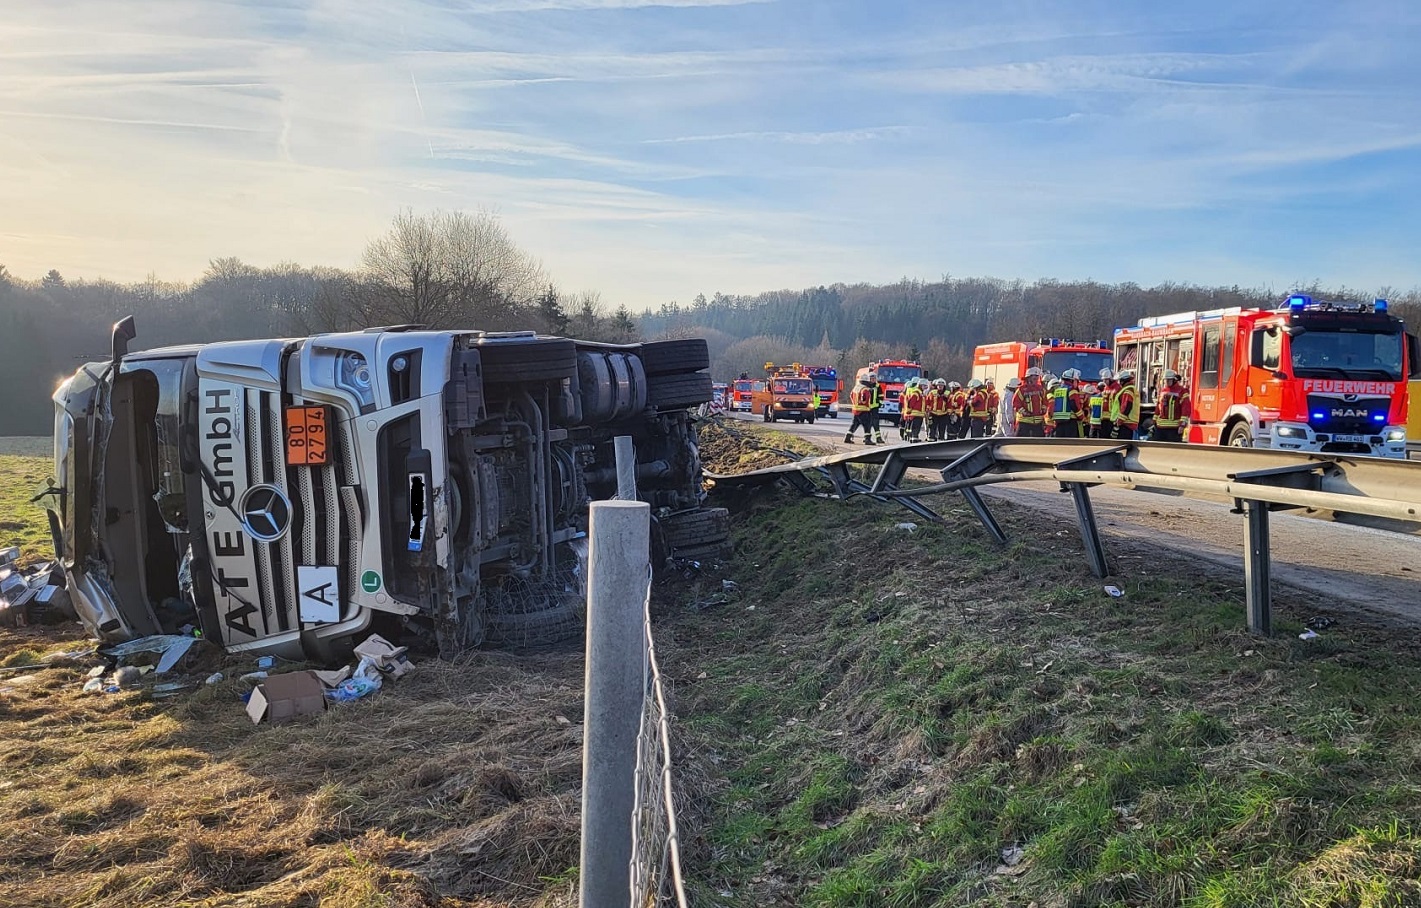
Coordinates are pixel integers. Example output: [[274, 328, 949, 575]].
[[285, 405, 331, 466], [882, 402, 899, 413], [1332, 434, 1366, 444]]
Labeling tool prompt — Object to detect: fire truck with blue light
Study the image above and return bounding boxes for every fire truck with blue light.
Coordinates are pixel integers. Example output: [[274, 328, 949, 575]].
[[1113, 294, 1418, 457], [854, 358, 922, 425], [970, 338, 1114, 386], [805, 366, 842, 418]]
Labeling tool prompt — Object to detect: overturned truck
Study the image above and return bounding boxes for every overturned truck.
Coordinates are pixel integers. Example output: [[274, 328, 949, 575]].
[[38, 318, 725, 659]]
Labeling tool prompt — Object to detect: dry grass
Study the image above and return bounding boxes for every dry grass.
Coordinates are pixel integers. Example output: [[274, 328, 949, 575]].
[[0, 631, 587, 908]]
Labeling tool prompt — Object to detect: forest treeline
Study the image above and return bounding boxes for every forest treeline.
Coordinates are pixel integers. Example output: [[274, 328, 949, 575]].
[[3, 206, 1417, 434], [642, 279, 1421, 384]]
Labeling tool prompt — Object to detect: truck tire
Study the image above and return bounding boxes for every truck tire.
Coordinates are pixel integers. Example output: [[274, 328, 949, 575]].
[[647, 372, 713, 410], [640, 339, 710, 376], [485, 603, 583, 648], [660, 507, 730, 549], [479, 336, 578, 384], [1227, 422, 1254, 448], [671, 539, 734, 563]]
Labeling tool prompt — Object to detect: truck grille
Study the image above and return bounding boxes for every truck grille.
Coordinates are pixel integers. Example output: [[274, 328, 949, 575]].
[[244, 389, 348, 635]]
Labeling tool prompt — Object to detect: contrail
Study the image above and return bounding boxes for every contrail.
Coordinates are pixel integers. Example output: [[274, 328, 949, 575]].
[[410, 69, 434, 158]]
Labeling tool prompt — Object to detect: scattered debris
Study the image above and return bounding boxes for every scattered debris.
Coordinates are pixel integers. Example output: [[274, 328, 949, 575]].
[[1103, 585, 1124, 598], [722, 579, 739, 592], [205, 672, 224, 685], [99, 634, 202, 674], [895, 522, 919, 532], [1000, 844, 1025, 866], [247, 671, 328, 724], [1299, 628, 1321, 641], [1307, 616, 1336, 630]]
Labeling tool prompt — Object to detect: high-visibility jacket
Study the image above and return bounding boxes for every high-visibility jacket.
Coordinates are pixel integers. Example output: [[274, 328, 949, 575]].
[[1088, 392, 1105, 425], [811, 392, 822, 411], [1101, 383, 1119, 421], [1115, 382, 1142, 428], [1155, 385, 1189, 428], [986, 388, 1000, 412], [968, 389, 991, 418], [947, 389, 968, 416], [925, 389, 950, 416], [902, 386, 926, 418], [850, 384, 874, 413], [1013, 384, 1050, 424], [1050, 385, 1072, 420]]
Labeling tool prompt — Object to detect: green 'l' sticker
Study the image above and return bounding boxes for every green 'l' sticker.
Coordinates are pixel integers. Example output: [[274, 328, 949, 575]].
[[361, 571, 381, 594]]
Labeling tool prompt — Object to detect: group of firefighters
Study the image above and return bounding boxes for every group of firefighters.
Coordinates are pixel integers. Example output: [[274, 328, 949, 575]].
[[844, 367, 1191, 445]]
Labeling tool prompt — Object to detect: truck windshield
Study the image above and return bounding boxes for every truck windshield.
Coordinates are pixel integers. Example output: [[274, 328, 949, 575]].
[[812, 377, 837, 393], [773, 379, 812, 394], [119, 358, 191, 532], [875, 365, 920, 384], [1290, 330, 1404, 381], [1042, 351, 1113, 379]]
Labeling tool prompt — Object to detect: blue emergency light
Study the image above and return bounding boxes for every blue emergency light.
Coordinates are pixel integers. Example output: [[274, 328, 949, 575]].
[[1373, 413, 1387, 422], [1288, 294, 1311, 312], [1313, 411, 1326, 420], [1375, 298, 1389, 313]]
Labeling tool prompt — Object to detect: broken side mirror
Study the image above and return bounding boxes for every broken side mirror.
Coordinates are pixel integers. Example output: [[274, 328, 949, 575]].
[[111, 315, 137, 364]]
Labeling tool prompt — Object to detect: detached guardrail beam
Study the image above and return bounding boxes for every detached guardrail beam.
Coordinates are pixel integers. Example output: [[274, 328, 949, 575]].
[[706, 437, 1421, 637]]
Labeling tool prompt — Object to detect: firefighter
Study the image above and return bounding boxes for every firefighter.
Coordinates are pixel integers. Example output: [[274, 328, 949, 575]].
[[947, 381, 967, 438], [966, 378, 992, 438], [1112, 369, 1142, 440], [845, 374, 878, 444], [1152, 370, 1190, 442], [1013, 367, 1050, 437], [1051, 368, 1085, 439], [901, 378, 927, 442], [867, 372, 886, 444], [1085, 382, 1104, 437], [1097, 368, 1117, 439], [926, 378, 951, 441], [997, 376, 1021, 437], [989, 375, 1000, 431]]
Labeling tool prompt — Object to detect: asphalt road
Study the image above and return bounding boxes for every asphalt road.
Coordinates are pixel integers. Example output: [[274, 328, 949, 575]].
[[724, 409, 1421, 627]]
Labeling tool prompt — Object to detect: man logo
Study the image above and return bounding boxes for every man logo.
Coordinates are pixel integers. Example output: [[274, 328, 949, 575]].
[[239, 484, 292, 543]]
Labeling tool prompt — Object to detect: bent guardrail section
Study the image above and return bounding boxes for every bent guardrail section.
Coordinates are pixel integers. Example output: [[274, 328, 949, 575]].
[[707, 438, 1421, 636]]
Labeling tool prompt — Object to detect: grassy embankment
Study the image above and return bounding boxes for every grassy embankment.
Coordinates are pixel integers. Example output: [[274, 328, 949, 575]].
[[1, 425, 1420, 907]]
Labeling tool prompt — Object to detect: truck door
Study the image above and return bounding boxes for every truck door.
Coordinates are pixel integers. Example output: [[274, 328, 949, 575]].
[[1192, 321, 1227, 438]]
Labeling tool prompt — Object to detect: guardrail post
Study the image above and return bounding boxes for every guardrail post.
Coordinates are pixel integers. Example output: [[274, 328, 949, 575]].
[[614, 435, 637, 500], [1068, 485, 1109, 578], [1241, 499, 1272, 635], [580, 500, 650, 908]]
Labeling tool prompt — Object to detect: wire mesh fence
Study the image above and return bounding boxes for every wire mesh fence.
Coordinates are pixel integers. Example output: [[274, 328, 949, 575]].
[[628, 569, 690, 908]]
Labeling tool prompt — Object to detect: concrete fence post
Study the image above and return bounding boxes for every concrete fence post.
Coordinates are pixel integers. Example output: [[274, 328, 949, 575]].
[[580, 499, 650, 908], [614, 435, 637, 500]]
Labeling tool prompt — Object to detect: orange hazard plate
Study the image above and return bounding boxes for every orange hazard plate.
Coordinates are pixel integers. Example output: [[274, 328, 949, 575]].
[[285, 405, 331, 466]]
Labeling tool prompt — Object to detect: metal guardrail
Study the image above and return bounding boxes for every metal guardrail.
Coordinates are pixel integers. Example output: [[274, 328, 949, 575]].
[[707, 438, 1421, 636]]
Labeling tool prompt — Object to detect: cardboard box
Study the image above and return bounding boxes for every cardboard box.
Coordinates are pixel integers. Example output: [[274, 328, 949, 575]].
[[246, 671, 327, 725], [353, 634, 412, 680]]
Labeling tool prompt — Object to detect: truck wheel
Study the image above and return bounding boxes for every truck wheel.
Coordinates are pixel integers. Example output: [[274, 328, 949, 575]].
[[640, 339, 710, 376], [660, 507, 731, 549], [808, 414, 816, 424], [1227, 422, 1254, 447], [479, 336, 578, 383], [647, 372, 712, 409]]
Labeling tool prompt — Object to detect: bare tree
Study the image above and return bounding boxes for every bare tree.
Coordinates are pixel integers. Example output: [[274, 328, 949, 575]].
[[358, 208, 546, 330]]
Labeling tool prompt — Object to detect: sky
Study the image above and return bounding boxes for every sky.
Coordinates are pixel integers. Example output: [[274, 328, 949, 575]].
[[3, 0, 1421, 310]]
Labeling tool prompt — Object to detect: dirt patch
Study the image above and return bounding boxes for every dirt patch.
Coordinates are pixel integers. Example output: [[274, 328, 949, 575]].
[[698, 417, 821, 475]]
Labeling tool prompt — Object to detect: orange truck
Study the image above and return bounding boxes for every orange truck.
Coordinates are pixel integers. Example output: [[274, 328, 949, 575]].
[[855, 358, 922, 425], [753, 363, 818, 423], [970, 338, 1114, 386], [1114, 295, 1418, 456]]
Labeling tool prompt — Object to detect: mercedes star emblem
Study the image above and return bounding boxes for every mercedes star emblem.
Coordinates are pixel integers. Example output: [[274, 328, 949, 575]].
[[239, 484, 293, 543]]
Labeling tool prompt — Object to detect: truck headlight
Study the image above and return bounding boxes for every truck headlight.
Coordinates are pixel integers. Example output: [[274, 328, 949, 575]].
[[336, 352, 375, 408], [1384, 428, 1406, 443], [1274, 426, 1307, 439]]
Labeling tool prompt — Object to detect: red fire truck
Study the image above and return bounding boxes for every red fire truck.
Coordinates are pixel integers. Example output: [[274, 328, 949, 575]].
[[805, 366, 842, 418], [855, 358, 922, 425], [971, 338, 1114, 386], [729, 377, 762, 412], [1113, 295, 1418, 457]]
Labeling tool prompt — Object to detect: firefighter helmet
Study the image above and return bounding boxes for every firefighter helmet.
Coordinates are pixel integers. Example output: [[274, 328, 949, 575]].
[[1098, 367, 1114, 381], [1116, 369, 1136, 383], [933, 378, 947, 388], [968, 378, 984, 389], [864, 372, 877, 384], [1005, 377, 1022, 389], [1163, 369, 1181, 382], [1062, 368, 1081, 381], [949, 381, 962, 390], [1025, 367, 1043, 379]]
